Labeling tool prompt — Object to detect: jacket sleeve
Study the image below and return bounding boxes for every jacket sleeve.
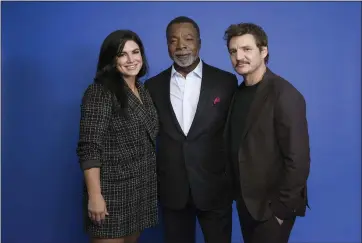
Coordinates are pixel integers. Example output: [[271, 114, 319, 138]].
[[76, 83, 113, 170], [271, 85, 311, 219]]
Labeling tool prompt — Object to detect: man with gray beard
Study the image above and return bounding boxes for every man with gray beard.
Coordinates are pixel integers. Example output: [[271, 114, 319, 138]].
[[145, 16, 238, 243]]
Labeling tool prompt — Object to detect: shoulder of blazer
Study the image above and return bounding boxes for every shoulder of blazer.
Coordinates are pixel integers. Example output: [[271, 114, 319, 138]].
[[144, 67, 172, 90], [203, 62, 239, 91], [202, 62, 238, 85], [267, 69, 304, 99], [203, 62, 234, 77]]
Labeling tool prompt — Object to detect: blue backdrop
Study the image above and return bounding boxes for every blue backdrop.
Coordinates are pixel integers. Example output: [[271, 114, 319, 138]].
[[1, 2, 361, 243]]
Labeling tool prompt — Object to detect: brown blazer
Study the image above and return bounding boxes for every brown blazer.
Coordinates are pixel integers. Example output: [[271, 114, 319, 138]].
[[225, 68, 311, 220]]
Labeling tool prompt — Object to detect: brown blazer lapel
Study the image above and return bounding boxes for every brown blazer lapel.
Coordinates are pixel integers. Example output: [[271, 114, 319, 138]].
[[241, 69, 273, 140]]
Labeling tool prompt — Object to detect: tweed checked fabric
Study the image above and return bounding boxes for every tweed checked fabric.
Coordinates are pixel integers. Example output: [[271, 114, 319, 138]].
[[77, 81, 159, 238]]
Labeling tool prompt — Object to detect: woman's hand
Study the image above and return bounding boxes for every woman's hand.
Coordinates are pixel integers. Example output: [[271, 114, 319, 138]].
[[88, 194, 109, 225]]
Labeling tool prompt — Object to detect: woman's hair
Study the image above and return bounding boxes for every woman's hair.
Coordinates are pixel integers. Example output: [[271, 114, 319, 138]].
[[94, 30, 149, 111]]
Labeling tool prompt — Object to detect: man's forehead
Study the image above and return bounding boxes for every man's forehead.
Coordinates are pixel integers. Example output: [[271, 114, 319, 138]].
[[169, 23, 197, 34], [229, 35, 257, 48]]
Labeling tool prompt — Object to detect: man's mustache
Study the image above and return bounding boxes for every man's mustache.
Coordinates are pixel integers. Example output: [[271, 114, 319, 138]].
[[236, 61, 250, 65], [174, 52, 192, 56]]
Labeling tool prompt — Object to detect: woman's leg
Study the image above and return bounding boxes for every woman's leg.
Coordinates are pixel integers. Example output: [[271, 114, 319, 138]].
[[90, 238, 125, 243], [124, 232, 141, 243]]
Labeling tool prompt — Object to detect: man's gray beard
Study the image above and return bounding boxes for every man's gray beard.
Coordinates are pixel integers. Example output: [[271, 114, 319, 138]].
[[173, 54, 198, 67]]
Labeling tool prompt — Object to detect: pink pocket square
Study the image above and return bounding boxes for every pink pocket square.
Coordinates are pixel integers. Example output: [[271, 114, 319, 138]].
[[213, 97, 220, 106]]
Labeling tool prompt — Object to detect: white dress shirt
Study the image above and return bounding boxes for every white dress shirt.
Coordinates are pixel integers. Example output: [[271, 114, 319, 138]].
[[170, 60, 203, 136]]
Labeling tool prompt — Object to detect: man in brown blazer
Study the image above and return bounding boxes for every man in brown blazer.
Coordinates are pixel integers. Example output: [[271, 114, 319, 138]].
[[223, 23, 311, 243]]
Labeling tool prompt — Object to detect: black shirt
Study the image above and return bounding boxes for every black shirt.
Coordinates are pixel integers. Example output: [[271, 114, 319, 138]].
[[229, 82, 260, 192]]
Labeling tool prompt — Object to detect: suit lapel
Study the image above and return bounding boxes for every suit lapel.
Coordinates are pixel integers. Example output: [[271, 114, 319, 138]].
[[138, 83, 159, 146], [187, 63, 214, 138], [162, 68, 185, 136], [126, 82, 157, 146], [224, 92, 237, 140], [241, 68, 273, 139], [126, 84, 142, 113]]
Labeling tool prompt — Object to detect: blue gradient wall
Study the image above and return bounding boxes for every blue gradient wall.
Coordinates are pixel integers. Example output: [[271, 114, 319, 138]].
[[1, 2, 361, 243]]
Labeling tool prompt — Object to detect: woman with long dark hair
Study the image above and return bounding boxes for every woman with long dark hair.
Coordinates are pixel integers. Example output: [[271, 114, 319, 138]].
[[76, 30, 159, 243]]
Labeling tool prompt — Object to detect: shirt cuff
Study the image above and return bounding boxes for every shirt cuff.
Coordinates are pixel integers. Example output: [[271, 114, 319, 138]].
[[80, 159, 101, 170]]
